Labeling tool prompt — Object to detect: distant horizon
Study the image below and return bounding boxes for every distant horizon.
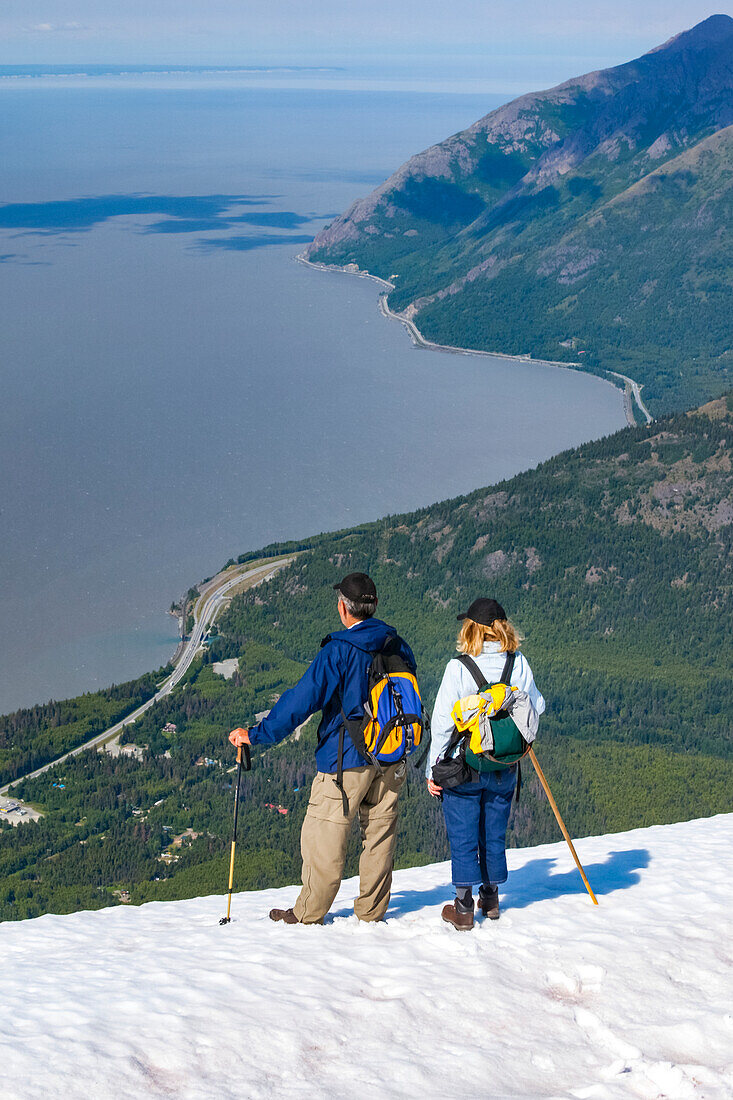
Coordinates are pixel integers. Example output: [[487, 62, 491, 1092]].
[[0, 63, 346, 72], [0, 65, 520, 96], [0, 61, 527, 97], [2, 3, 730, 93]]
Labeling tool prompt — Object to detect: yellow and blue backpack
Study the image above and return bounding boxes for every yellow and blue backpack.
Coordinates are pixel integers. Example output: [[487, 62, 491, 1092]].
[[338, 636, 427, 810]]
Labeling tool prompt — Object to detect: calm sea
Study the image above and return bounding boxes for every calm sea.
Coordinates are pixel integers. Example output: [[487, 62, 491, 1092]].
[[0, 73, 626, 713]]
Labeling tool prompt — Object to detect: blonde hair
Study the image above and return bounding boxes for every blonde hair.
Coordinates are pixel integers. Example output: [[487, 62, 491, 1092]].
[[456, 616, 523, 657]]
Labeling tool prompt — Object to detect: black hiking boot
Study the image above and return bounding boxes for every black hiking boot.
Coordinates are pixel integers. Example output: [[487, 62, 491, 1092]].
[[477, 885, 500, 920]]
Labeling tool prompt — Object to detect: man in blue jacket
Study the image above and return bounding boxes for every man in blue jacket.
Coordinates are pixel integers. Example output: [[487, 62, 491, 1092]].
[[229, 572, 416, 925]]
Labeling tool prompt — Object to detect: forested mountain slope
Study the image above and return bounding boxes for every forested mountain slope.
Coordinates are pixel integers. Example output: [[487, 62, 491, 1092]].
[[306, 16, 733, 415], [1, 397, 731, 921]]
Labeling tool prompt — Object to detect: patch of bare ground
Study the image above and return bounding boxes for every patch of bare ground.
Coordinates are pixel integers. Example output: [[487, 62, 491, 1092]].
[[688, 396, 733, 421], [614, 442, 732, 535], [433, 536, 455, 563], [426, 590, 451, 608], [477, 547, 544, 580], [482, 549, 511, 578]]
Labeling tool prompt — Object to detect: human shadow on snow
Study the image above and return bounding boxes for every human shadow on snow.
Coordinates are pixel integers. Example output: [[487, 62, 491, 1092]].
[[381, 847, 650, 918]]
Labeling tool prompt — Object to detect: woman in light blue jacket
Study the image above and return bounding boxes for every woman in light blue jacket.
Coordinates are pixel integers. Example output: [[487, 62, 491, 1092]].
[[427, 598, 545, 930]]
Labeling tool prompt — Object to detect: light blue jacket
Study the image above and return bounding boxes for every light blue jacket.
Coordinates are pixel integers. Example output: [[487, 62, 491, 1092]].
[[427, 641, 545, 776]]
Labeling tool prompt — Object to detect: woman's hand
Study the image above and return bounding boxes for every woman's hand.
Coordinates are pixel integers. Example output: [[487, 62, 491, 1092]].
[[427, 778, 443, 798], [229, 727, 250, 747]]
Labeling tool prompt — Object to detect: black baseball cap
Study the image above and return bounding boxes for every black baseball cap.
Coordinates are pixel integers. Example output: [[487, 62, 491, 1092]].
[[457, 598, 506, 626], [333, 572, 377, 603]]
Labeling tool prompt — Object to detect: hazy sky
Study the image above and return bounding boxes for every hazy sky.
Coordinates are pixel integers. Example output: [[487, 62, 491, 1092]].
[[1, 2, 731, 89]]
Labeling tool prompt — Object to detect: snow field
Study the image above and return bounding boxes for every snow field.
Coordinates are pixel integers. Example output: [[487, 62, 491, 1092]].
[[2, 814, 732, 1099]]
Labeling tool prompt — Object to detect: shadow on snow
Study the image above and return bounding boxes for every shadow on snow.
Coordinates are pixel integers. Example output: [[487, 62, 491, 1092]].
[[374, 847, 652, 920]]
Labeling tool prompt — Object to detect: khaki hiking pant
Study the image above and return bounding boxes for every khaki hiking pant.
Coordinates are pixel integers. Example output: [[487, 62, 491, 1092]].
[[292, 761, 406, 924]]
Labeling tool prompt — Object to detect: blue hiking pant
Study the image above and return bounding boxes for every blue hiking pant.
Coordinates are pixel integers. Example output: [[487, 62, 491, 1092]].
[[441, 767, 517, 887]]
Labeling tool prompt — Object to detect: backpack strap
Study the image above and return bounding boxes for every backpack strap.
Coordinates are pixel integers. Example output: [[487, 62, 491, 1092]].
[[456, 649, 516, 689], [500, 650, 516, 685], [336, 708, 381, 817], [500, 651, 522, 801], [334, 724, 350, 816], [411, 707, 432, 771], [456, 653, 488, 690], [440, 660, 475, 761], [380, 633, 402, 658]]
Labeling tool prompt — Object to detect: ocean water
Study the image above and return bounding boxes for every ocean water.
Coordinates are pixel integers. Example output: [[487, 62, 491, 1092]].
[[0, 75, 626, 713]]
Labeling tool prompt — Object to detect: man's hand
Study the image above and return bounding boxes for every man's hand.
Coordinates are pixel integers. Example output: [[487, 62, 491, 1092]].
[[229, 727, 251, 747], [427, 779, 442, 798]]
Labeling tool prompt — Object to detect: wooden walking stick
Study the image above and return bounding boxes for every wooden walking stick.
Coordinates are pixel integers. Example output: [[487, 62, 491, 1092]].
[[527, 746, 598, 905], [220, 741, 251, 925]]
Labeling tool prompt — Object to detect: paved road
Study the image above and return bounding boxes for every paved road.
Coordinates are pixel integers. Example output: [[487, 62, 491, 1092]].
[[0, 558, 292, 796], [607, 371, 653, 425]]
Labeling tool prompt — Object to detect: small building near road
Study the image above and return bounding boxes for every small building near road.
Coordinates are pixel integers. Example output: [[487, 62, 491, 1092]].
[[0, 795, 43, 825]]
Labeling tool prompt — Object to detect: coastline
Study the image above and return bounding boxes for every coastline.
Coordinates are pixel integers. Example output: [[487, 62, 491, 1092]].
[[297, 254, 650, 428], [1, 557, 294, 795], [606, 370, 653, 425]]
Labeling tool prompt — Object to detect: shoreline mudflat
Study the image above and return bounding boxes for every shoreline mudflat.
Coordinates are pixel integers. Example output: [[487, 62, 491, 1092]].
[[297, 254, 648, 428]]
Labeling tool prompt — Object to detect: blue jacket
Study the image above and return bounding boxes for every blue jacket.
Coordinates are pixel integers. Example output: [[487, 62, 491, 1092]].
[[247, 618, 417, 774]]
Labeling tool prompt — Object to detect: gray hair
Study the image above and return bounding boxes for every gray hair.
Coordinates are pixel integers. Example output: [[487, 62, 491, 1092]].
[[338, 592, 376, 620]]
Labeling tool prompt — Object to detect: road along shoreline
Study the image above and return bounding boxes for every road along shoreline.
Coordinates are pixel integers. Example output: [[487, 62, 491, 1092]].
[[1, 556, 294, 799], [297, 254, 651, 428]]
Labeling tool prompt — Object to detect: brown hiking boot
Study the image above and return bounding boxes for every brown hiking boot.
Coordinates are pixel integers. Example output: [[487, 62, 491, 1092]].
[[269, 907, 299, 924], [441, 902, 474, 931], [478, 886, 500, 920]]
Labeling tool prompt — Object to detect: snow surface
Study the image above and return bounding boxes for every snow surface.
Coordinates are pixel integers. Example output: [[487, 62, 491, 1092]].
[[2, 814, 733, 1100]]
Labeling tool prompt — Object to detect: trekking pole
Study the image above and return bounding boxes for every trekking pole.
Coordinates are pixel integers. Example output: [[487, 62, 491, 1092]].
[[527, 747, 598, 905], [219, 741, 251, 925]]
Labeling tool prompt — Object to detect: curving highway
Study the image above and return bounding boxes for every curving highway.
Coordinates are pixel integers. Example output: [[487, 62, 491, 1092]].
[[0, 558, 293, 796], [606, 370, 653, 425]]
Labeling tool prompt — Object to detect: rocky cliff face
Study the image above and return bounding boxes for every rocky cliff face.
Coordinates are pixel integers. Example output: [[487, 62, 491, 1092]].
[[306, 16, 733, 415]]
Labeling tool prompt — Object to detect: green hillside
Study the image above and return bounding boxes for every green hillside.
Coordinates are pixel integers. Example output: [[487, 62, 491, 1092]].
[[1, 396, 731, 922]]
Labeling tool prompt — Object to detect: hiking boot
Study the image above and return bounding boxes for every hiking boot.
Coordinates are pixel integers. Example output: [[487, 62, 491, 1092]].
[[269, 907, 299, 924], [478, 885, 500, 920], [441, 901, 474, 931]]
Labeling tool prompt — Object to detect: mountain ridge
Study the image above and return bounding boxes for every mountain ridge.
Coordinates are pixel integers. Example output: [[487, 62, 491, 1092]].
[[306, 17, 733, 414], [652, 12, 733, 54]]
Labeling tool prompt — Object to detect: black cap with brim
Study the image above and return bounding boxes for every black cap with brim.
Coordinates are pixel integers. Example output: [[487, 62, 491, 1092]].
[[457, 598, 506, 626], [334, 572, 377, 603]]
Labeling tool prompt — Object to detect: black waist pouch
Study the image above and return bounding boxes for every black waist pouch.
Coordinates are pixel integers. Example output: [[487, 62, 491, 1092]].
[[432, 752, 472, 789]]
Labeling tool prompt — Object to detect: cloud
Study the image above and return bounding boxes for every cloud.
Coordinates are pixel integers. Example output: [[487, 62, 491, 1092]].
[[28, 21, 85, 33], [4, 2, 724, 74]]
